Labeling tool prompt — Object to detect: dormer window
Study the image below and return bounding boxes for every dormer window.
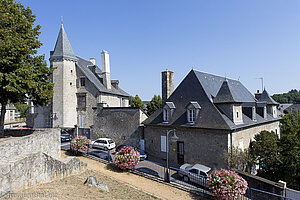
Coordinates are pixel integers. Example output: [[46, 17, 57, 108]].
[[186, 101, 201, 124], [80, 77, 86, 87], [188, 109, 196, 122], [163, 109, 170, 121], [163, 102, 176, 123]]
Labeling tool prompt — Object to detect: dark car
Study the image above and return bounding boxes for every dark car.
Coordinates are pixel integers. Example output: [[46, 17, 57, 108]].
[[61, 134, 72, 142]]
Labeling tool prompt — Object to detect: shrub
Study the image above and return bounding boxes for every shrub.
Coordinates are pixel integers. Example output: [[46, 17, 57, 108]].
[[113, 146, 140, 170], [208, 169, 248, 199], [70, 136, 91, 154]]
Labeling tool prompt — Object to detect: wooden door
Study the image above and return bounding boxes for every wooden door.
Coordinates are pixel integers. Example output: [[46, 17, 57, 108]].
[[177, 141, 184, 164]]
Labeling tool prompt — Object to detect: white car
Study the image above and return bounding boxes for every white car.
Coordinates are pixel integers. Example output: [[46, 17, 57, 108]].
[[178, 163, 212, 186], [92, 138, 116, 150]]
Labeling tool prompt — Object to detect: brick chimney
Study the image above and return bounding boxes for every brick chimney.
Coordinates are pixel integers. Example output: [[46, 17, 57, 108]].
[[162, 70, 174, 104], [101, 50, 111, 89]]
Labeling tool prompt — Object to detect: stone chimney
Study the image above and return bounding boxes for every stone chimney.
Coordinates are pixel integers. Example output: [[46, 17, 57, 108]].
[[101, 50, 111, 89], [90, 58, 96, 65], [162, 70, 174, 104]]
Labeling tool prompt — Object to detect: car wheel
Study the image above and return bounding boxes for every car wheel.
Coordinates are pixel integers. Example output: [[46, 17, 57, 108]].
[[183, 176, 189, 182]]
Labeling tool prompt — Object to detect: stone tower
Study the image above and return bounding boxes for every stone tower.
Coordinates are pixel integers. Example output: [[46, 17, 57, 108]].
[[162, 70, 174, 104], [49, 24, 78, 128]]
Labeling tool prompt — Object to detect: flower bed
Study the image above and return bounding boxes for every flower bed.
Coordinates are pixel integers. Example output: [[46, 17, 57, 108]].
[[113, 146, 140, 170], [70, 136, 91, 154], [208, 169, 248, 199]]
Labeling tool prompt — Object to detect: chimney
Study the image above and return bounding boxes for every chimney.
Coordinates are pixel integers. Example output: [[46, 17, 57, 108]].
[[90, 58, 96, 65], [162, 70, 174, 104], [101, 50, 111, 89], [255, 90, 261, 100]]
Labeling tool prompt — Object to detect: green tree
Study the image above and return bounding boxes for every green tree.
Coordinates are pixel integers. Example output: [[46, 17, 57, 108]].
[[14, 102, 28, 118], [250, 131, 281, 180], [129, 95, 144, 109], [0, 0, 53, 136], [272, 89, 300, 103], [146, 95, 162, 115], [278, 111, 300, 190]]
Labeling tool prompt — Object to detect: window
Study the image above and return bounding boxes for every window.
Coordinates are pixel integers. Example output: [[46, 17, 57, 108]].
[[163, 109, 169, 121], [189, 169, 198, 174], [236, 111, 239, 119], [80, 77, 86, 87], [200, 171, 207, 177], [188, 109, 195, 122], [77, 94, 86, 109]]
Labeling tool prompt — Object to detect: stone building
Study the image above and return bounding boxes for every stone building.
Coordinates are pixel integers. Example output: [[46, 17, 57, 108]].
[[143, 69, 281, 169], [28, 24, 130, 133]]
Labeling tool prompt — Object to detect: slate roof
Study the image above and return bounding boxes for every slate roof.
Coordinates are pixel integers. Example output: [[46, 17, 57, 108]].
[[143, 70, 280, 130], [51, 24, 77, 60], [256, 90, 279, 105], [213, 80, 243, 104], [51, 24, 130, 98], [284, 103, 300, 113], [76, 56, 130, 97]]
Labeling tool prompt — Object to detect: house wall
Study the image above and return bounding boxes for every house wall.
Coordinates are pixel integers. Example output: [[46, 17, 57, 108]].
[[99, 93, 129, 107], [231, 121, 280, 150], [92, 107, 147, 147], [144, 125, 229, 169]]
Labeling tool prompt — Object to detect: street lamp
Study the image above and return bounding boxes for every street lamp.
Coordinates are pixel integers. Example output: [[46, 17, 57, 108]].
[[164, 129, 179, 183]]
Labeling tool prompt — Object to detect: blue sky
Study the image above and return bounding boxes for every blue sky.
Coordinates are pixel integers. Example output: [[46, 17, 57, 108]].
[[20, 0, 300, 100]]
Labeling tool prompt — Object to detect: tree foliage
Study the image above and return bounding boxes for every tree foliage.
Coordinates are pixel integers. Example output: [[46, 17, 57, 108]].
[[129, 95, 144, 109], [146, 95, 162, 115], [14, 102, 28, 118], [250, 131, 280, 180], [250, 121, 300, 190], [0, 0, 53, 135], [272, 89, 300, 103]]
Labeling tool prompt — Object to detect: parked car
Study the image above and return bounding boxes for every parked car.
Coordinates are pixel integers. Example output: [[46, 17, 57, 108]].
[[115, 145, 147, 160], [92, 138, 116, 150], [178, 163, 212, 186], [61, 134, 72, 142]]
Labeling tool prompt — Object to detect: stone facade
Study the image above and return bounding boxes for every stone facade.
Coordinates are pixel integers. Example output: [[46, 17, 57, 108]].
[[51, 58, 78, 128], [92, 107, 148, 147], [145, 121, 280, 169]]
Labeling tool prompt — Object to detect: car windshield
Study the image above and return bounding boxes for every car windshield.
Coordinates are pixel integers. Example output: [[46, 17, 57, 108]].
[[108, 140, 114, 144]]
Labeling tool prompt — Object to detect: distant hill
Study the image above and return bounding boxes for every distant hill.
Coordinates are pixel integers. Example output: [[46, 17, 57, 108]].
[[272, 89, 300, 103]]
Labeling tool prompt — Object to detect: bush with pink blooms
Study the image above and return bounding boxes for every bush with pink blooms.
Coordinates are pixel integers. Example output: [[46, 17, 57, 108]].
[[113, 146, 140, 170], [207, 169, 248, 199], [70, 136, 91, 155]]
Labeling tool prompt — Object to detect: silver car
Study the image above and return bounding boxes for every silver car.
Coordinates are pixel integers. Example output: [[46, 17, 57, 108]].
[[92, 138, 116, 150], [178, 163, 211, 186]]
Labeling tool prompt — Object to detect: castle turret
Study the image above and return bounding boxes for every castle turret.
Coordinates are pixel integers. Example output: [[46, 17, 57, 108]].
[[49, 24, 78, 128]]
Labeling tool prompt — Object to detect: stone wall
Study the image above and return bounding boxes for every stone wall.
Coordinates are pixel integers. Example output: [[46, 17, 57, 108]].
[[0, 152, 86, 193], [92, 107, 147, 147], [144, 125, 229, 169], [1, 129, 61, 161]]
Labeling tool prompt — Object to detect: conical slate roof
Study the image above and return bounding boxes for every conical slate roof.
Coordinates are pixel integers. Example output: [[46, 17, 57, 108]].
[[213, 79, 242, 103], [257, 89, 279, 105], [51, 24, 77, 60]]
